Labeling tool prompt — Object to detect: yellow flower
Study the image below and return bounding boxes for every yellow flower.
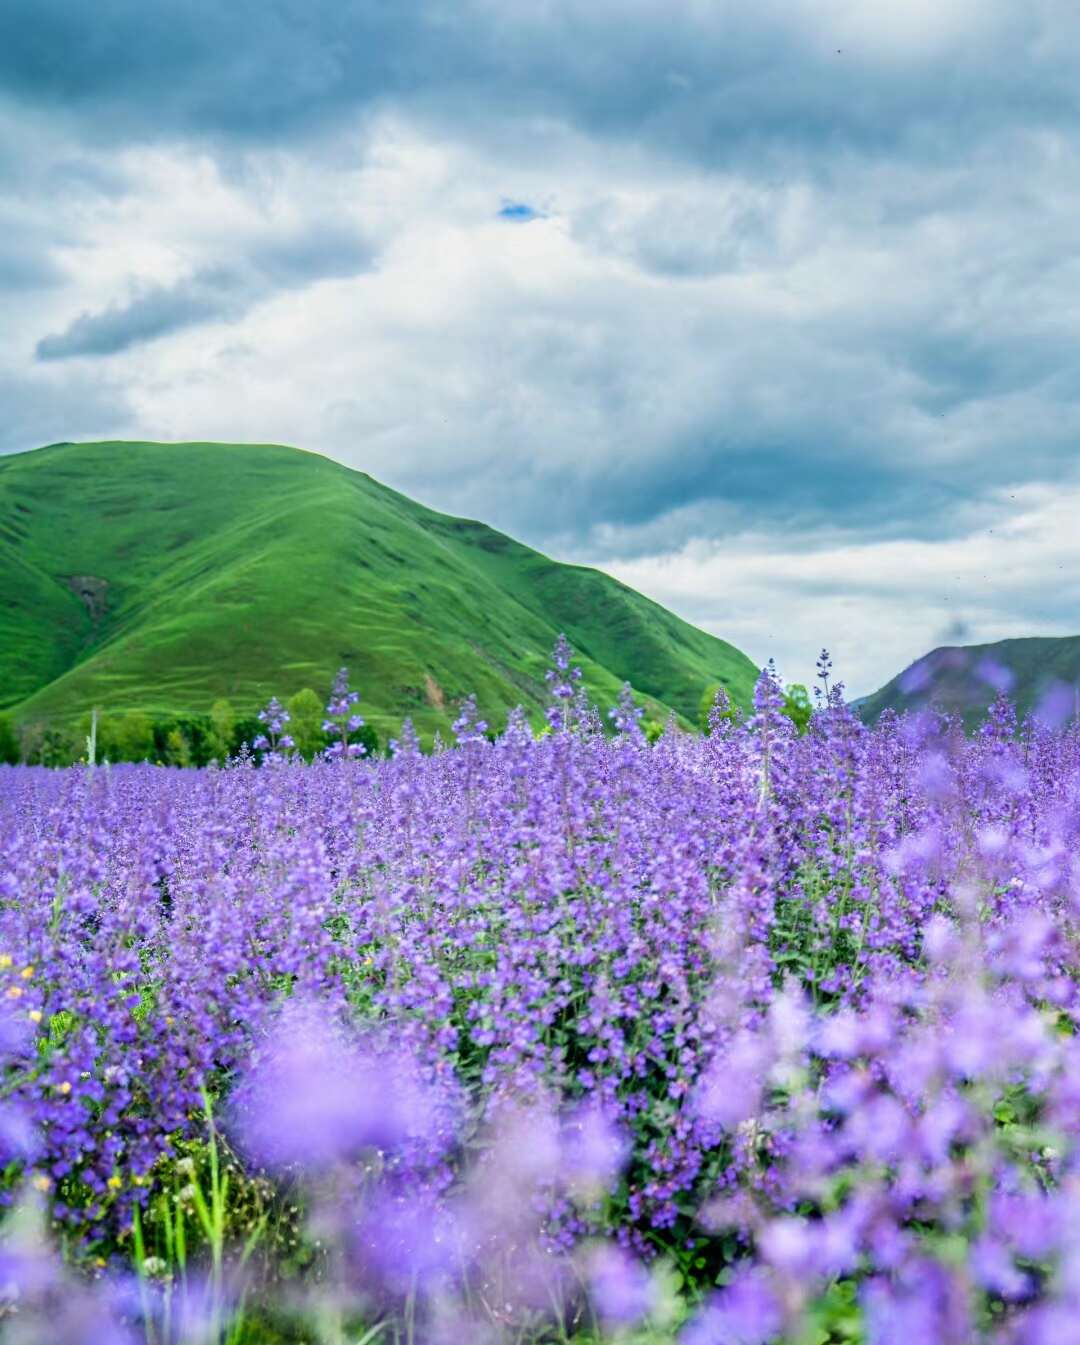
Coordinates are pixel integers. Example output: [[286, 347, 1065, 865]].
[[107, 1175, 122, 1191], [6, 986, 22, 1000], [58, 1081, 72, 1095], [0, 954, 11, 970], [19, 965, 34, 980], [32, 1174, 51, 1192], [28, 1010, 42, 1024]]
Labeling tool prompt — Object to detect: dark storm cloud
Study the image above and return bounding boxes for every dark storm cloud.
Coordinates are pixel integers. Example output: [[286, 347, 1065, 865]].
[[474, 419, 961, 558], [1, 1, 1077, 167], [0, 1, 436, 142], [35, 276, 231, 359], [4, 0, 1080, 590], [36, 227, 375, 360], [361, 238, 1080, 562], [901, 330, 1067, 416]]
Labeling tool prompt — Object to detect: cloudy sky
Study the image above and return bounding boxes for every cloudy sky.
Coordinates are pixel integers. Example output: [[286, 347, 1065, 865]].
[[3, 1, 1080, 695]]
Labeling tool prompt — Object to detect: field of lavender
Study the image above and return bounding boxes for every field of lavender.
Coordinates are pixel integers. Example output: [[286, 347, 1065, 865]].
[[1, 646, 1079, 1345]]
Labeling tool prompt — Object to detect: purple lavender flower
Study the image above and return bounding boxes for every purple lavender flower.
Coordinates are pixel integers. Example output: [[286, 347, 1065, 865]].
[[253, 694, 294, 762], [608, 683, 645, 737], [1034, 679, 1077, 729], [452, 694, 489, 747], [975, 657, 1016, 695], [322, 666, 368, 759], [559, 1104, 629, 1194], [6, 657, 1080, 1342], [544, 634, 583, 731], [682, 1269, 783, 1345], [585, 1243, 655, 1328], [231, 999, 434, 1171]]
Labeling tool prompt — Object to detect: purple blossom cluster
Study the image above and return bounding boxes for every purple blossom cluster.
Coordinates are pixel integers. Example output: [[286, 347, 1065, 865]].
[[322, 666, 368, 760], [252, 695, 294, 762], [1, 647, 1080, 1342]]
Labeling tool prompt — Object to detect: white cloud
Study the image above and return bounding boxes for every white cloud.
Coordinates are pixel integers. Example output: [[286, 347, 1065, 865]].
[[5, 26, 1080, 696], [606, 482, 1080, 695], [787, 0, 989, 61]]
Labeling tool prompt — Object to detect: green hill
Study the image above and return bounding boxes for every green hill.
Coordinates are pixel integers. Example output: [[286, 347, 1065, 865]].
[[859, 635, 1080, 727], [0, 440, 758, 739]]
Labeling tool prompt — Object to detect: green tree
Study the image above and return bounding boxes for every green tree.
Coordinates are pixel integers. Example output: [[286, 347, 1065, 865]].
[[79, 710, 155, 763], [21, 723, 77, 767], [0, 713, 19, 765], [288, 688, 324, 761], [115, 711, 155, 761], [164, 727, 192, 768], [43, 728, 77, 767], [355, 723, 380, 758], [208, 699, 237, 763], [182, 715, 215, 766], [232, 716, 265, 758], [781, 683, 813, 735]]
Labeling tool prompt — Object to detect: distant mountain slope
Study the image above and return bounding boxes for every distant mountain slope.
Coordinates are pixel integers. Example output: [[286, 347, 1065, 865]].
[[0, 440, 758, 736], [859, 635, 1080, 726]]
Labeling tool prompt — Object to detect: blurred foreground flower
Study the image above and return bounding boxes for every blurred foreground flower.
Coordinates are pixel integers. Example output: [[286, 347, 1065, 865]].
[[231, 998, 440, 1173]]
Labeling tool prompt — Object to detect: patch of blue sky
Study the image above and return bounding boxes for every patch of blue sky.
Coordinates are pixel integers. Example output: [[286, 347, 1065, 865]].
[[497, 201, 543, 221]]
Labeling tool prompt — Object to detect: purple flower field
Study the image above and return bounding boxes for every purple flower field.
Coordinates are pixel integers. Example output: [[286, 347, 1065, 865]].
[[2, 649, 1080, 1343]]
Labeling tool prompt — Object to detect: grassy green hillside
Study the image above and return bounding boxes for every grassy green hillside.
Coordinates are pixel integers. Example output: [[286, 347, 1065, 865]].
[[0, 440, 758, 739], [859, 635, 1080, 727]]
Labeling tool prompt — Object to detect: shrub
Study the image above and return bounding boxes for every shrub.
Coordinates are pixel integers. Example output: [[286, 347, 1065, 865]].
[[0, 713, 18, 765]]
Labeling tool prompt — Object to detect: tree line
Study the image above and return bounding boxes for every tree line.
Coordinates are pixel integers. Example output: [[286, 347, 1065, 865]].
[[0, 688, 379, 768], [0, 674, 812, 769]]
